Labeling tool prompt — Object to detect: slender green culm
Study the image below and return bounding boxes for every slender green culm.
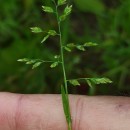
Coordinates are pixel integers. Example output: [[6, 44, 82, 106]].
[[53, 0, 72, 129], [18, 0, 112, 129]]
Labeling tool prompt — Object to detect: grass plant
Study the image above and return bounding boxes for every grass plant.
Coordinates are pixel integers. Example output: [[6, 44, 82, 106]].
[[18, 0, 112, 129]]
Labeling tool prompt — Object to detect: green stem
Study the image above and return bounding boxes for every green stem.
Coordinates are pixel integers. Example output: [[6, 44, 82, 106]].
[[67, 77, 90, 81], [57, 14, 68, 94], [53, 1, 72, 130]]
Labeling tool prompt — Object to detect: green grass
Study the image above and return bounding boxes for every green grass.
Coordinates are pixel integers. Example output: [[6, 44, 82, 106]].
[[17, 0, 112, 129]]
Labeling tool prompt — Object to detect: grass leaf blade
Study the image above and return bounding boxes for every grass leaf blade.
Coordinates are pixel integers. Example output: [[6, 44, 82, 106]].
[[61, 85, 72, 128], [41, 35, 49, 43]]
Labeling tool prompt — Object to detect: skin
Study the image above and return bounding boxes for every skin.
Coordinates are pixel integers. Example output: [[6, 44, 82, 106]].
[[0, 93, 130, 130]]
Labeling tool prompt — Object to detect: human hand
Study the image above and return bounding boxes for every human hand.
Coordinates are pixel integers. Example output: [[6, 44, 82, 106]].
[[0, 93, 130, 130]]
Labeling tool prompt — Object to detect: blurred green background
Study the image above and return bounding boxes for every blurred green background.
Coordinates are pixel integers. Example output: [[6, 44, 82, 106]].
[[0, 0, 130, 95]]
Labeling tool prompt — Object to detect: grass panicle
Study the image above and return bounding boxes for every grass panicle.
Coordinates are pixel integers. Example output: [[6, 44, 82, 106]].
[[18, 0, 112, 129]]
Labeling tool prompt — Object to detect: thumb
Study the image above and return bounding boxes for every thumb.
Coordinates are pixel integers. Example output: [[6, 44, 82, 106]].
[[0, 93, 130, 130]]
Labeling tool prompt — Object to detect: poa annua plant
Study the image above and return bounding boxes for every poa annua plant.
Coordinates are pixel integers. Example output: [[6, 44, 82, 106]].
[[18, 0, 112, 129]]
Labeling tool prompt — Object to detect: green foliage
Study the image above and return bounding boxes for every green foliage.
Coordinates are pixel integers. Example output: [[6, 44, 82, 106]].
[[41, 35, 49, 43], [17, 58, 30, 62], [86, 78, 112, 88], [76, 45, 86, 51], [64, 46, 72, 52], [41, 30, 57, 43], [42, 6, 54, 13], [64, 42, 98, 52], [64, 5, 72, 16], [68, 78, 112, 88], [32, 62, 43, 69], [69, 80, 80, 86], [50, 62, 59, 68], [30, 27, 43, 33], [18, 58, 43, 69], [59, 5, 72, 22], [48, 30, 57, 36], [84, 42, 98, 47], [88, 78, 113, 84], [1, 0, 130, 95], [58, 0, 66, 6]]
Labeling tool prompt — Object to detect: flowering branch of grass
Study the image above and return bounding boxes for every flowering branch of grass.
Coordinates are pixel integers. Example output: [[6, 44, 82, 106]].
[[18, 0, 112, 129]]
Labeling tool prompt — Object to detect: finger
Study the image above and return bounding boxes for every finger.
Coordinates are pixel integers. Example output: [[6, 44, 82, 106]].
[[0, 93, 130, 130]]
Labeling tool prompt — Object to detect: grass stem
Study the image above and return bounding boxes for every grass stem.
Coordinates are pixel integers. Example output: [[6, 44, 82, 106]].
[[54, 1, 72, 130]]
